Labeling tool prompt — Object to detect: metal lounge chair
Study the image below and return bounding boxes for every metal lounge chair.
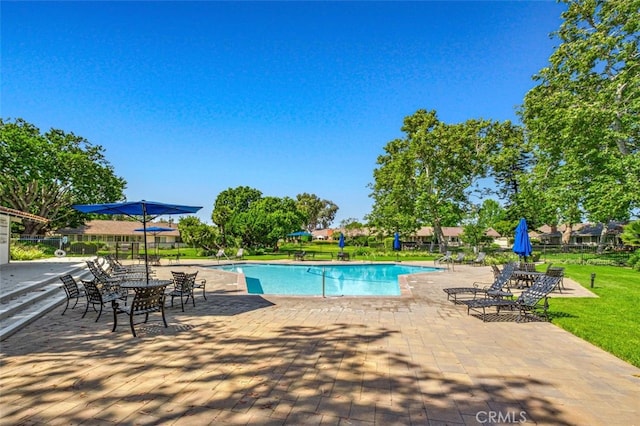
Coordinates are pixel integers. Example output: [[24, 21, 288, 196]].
[[443, 262, 517, 303], [545, 265, 565, 293], [470, 251, 486, 266], [462, 274, 561, 322], [435, 251, 452, 266], [214, 249, 227, 262], [234, 248, 244, 260], [452, 252, 466, 264]]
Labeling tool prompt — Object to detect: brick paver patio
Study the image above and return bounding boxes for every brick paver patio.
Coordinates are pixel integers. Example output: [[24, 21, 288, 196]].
[[1, 260, 638, 425]]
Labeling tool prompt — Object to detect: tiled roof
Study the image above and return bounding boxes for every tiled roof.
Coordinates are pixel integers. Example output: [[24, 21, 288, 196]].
[[0, 206, 49, 223]]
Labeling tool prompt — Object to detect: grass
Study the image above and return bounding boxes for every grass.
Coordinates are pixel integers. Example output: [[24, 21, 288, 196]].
[[541, 264, 640, 369]]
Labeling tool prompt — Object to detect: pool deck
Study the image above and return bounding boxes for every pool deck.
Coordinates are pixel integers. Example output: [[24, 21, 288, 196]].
[[1, 258, 638, 425]]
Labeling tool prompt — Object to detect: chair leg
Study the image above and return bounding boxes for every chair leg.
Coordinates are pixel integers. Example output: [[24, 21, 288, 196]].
[[82, 301, 90, 319], [161, 307, 168, 328], [95, 304, 103, 322], [130, 313, 137, 337], [200, 280, 207, 300], [62, 299, 70, 315], [112, 308, 118, 332]]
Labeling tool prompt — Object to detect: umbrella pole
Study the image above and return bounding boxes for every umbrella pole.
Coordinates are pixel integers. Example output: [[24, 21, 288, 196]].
[[143, 204, 149, 284]]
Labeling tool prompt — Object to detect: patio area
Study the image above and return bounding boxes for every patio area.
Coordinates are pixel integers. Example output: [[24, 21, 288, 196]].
[[1, 260, 638, 425]]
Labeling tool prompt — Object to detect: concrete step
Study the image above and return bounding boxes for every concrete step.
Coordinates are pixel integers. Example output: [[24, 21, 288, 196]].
[[0, 265, 90, 341], [0, 262, 87, 303]]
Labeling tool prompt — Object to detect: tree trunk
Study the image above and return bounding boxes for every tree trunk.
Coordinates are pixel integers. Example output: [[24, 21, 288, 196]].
[[561, 223, 572, 252], [597, 222, 610, 254], [433, 223, 447, 253]]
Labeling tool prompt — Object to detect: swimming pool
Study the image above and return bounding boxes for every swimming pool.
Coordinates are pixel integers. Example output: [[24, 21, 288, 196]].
[[209, 263, 440, 296]]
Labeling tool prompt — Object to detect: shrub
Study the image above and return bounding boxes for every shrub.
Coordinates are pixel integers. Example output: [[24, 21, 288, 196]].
[[10, 243, 47, 260], [625, 249, 640, 270]]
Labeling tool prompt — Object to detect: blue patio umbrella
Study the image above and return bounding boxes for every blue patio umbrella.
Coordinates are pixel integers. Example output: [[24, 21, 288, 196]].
[[338, 233, 345, 252], [73, 200, 202, 282], [393, 232, 401, 251], [134, 226, 176, 255], [513, 218, 533, 260]]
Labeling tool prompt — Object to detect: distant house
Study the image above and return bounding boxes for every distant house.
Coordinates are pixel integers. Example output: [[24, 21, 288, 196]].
[[404, 226, 501, 247], [56, 220, 181, 250], [535, 222, 625, 246], [312, 228, 334, 240], [0, 206, 49, 265]]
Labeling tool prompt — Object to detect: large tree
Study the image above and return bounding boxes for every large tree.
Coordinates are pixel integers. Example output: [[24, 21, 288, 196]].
[[521, 0, 640, 247], [233, 196, 306, 249], [177, 216, 220, 254], [295, 192, 338, 231], [211, 186, 262, 245], [369, 109, 494, 252], [0, 118, 126, 235]]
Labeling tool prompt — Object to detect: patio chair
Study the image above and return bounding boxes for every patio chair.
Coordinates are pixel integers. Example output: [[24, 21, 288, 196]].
[[82, 279, 127, 322], [103, 254, 146, 274], [443, 262, 517, 303], [171, 270, 207, 301], [112, 285, 168, 337], [435, 251, 452, 266], [462, 274, 561, 322], [293, 250, 306, 261], [168, 271, 197, 311], [214, 249, 227, 262], [234, 248, 244, 260], [337, 252, 350, 261], [59, 274, 86, 315], [545, 265, 565, 293], [470, 252, 486, 266], [490, 264, 502, 279], [452, 252, 466, 264]]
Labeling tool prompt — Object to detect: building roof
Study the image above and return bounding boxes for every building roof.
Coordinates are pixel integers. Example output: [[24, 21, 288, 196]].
[[0, 206, 49, 223], [57, 220, 180, 236]]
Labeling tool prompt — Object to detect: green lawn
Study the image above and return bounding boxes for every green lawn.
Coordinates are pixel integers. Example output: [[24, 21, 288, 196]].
[[542, 264, 640, 369]]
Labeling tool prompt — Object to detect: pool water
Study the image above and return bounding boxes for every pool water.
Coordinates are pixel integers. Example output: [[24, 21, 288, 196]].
[[209, 263, 440, 296]]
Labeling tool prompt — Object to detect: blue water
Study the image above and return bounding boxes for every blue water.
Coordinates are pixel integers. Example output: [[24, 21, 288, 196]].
[[209, 263, 439, 296]]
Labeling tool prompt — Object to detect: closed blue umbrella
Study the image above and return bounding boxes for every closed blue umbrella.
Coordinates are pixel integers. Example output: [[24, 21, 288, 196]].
[[73, 200, 201, 282], [338, 233, 345, 252], [393, 232, 401, 251], [513, 218, 533, 260]]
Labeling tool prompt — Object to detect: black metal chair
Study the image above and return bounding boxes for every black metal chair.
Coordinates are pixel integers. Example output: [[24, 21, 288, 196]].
[[59, 274, 86, 315], [82, 279, 126, 322], [168, 271, 197, 312], [112, 285, 168, 337]]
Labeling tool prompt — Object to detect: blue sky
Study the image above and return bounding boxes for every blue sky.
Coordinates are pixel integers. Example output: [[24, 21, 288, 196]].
[[2, 1, 566, 226]]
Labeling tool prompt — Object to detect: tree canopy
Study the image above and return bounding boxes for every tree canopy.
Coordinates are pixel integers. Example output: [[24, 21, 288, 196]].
[[0, 118, 126, 235], [295, 192, 338, 231], [211, 186, 314, 249], [521, 0, 639, 231], [368, 110, 498, 251]]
